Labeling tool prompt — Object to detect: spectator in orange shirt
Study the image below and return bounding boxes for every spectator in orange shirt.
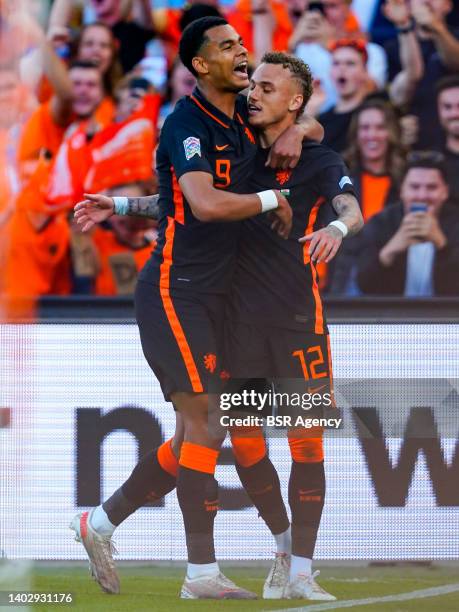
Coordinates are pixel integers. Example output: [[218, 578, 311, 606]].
[[83, 75, 159, 197], [90, 182, 157, 295], [344, 99, 405, 222], [0, 65, 32, 302], [4, 61, 105, 303], [27, 21, 121, 128], [327, 98, 407, 294]]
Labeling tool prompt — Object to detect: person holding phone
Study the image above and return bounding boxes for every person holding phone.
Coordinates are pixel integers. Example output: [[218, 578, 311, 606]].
[[357, 151, 459, 296]]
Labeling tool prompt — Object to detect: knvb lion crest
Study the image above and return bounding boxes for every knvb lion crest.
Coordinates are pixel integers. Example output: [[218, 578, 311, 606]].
[[203, 353, 217, 373], [276, 169, 292, 185]]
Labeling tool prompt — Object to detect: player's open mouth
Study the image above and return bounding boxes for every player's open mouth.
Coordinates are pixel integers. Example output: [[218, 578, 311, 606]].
[[248, 103, 261, 115], [233, 61, 248, 77], [337, 77, 347, 87]]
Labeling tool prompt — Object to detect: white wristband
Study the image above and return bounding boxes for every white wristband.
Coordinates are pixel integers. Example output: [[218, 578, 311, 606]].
[[328, 220, 348, 237], [112, 196, 129, 216], [257, 190, 278, 213]]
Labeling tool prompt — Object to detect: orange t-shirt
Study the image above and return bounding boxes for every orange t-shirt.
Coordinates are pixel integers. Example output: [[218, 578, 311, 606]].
[[84, 94, 159, 193], [46, 121, 93, 210], [227, 0, 293, 55], [5, 103, 70, 301], [361, 172, 392, 222], [18, 97, 115, 163], [344, 12, 362, 37], [92, 227, 154, 295], [4, 98, 116, 303], [18, 102, 65, 168], [37, 73, 116, 127], [94, 96, 116, 129], [5, 198, 71, 298]]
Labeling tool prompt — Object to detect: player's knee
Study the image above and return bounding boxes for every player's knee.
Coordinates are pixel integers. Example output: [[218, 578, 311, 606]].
[[230, 426, 266, 467], [288, 437, 324, 463]]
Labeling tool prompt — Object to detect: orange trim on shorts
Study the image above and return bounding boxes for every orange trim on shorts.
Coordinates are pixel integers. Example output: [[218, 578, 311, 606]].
[[159, 217, 204, 393], [230, 425, 266, 467], [190, 95, 229, 129], [179, 441, 219, 474], [157, 438, 179, 477], [303, 197, 325, 334], [171, 167, 185, 224]]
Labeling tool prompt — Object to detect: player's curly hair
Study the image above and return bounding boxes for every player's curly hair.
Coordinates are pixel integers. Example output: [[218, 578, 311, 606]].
[[179, 16, 228, 77], [260, 52, 313, 117]]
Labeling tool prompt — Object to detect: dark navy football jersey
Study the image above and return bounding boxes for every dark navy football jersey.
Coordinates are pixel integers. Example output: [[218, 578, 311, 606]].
[[139, 87, 257, 294], [230, 141, 356, 332]]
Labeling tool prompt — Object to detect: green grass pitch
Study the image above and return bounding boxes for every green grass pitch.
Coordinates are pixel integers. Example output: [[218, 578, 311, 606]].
[[31, 564, 459, 611]]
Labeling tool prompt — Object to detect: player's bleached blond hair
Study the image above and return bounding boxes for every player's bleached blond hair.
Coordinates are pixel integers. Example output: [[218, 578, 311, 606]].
[[260, 52, 313, 117]]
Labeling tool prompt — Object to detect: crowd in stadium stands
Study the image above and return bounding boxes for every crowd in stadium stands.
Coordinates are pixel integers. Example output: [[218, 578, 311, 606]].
[[0, 0, 458, 304]]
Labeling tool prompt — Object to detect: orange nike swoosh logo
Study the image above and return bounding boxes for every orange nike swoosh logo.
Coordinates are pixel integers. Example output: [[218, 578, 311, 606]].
[[299, 489, 320, 495], [215, 144, 229, 151]]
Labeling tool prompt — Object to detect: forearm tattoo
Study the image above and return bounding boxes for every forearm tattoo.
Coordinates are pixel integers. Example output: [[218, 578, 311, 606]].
[[126, 195, 160, 220], [332, 193, 363, 237]]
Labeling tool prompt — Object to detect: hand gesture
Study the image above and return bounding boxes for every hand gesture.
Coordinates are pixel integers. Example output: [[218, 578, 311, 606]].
[[382, 0, 412, 28], [47, 25, 71, 51], [403, 210, 446, 246], [299, 225, 343, 263], [411, 1, 443, 35], [73, 193, 115, 232], [402, 210, 432, 240], [269, 191, 293, 239], [267, 124, 303, 169]]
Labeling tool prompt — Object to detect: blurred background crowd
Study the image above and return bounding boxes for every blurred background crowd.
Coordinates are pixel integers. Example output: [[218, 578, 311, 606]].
[[0, 0, 458, 309]]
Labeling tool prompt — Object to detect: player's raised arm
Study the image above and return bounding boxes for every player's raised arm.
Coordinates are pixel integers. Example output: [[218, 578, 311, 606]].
[[178, 171, 293, 238]]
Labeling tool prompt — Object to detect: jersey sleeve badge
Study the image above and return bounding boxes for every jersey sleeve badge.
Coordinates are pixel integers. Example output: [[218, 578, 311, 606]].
[[339, 175, 353, 189], [183, 136, 201, 160]]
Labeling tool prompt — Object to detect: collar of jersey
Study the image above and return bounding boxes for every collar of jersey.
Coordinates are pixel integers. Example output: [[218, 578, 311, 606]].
[[190, 87, 240, 129]]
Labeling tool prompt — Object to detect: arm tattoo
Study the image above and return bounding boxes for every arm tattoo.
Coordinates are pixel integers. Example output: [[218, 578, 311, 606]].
[[331, 193, 364, 237], [126, 194, 160, 220]]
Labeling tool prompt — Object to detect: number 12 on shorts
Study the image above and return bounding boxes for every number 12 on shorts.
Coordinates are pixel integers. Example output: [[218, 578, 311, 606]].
[[292, 345, 328, 380]]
